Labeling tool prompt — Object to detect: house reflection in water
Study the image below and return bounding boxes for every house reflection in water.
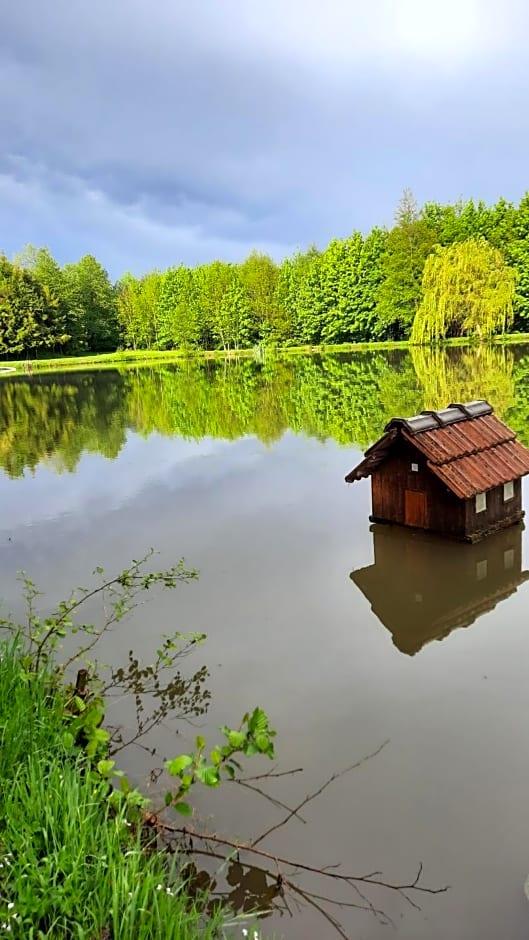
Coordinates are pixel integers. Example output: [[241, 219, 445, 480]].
[[350, 523, 529, 655]]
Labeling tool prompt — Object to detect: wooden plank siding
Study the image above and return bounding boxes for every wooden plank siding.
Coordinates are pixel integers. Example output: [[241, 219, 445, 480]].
[[464, 477, 523, 541], [370, 438, 464, 539]]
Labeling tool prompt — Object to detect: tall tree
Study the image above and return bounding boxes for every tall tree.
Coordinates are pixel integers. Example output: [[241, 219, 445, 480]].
[[377, 190, 437, 338], [117, 272, 163, 350], [355, 227, 388, 340], [62, 256, 119, 352], [504, 193, 529, 331], [197, 262, 237, 350], [216, 271, 254, 350], [158, 266, 202, 349], [0, 256, 69, 356], [14, 245, 79, 351], [411, 238, 515, 344], [275, 247, 320, 344], [239, 251, 280, 343]]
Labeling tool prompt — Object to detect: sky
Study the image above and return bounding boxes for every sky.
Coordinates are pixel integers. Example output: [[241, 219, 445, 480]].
[[1, 0, 529, 278]]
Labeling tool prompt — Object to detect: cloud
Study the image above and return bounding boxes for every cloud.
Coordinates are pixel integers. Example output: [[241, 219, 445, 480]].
[[1, 0, 528, 276]]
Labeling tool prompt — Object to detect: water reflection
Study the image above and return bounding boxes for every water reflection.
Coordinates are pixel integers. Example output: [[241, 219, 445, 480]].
[[1, 343, 529, 478], [350, 523, 529, 655], [183, 858, 282, 922]]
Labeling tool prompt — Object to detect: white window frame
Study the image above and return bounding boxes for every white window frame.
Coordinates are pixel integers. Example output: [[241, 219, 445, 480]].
[[503, 480, 514, 502], [411, 462, 419, 472], [475, 492, 487, 513]]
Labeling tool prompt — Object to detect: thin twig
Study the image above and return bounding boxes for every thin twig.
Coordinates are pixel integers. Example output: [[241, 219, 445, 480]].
[[234, 780, 307, 823], [238, 767, 303, 782], [251, 739, 389, 847]]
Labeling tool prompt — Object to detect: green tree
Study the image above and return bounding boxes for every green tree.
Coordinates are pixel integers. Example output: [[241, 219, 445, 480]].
[[0, 257, 69, 358], [117, 272, 162, 350], [239, 251, 280, 343], [197, 262, 251, 351], [216, 271, 254, 350], [355, 227, 388, 339], [294, 248, 325, 344], [505, 193, 529, 331], [377, 190, 437, 338], [14, 245, 82, 352], [275, 247, 320, 344], [157, 266, 202, 350], [411, 237, 515, 344], [62, 256, 119, 352]]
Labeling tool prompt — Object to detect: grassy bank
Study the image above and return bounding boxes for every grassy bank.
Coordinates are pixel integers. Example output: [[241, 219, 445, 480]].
[[0, 639, 227, 939], [2, 332, 529, 378]]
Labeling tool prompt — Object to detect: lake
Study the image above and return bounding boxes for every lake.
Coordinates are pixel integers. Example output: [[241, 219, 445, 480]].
[[1, 344, 529, 938]]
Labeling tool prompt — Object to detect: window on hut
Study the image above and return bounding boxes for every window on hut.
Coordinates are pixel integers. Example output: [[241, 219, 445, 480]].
[[411, 462, 419, 472], [503, 481, 514, 501], [475, 492, 487, 513]]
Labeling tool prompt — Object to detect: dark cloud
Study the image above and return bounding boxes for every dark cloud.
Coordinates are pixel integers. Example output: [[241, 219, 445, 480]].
[[1, 0, 529, 276]]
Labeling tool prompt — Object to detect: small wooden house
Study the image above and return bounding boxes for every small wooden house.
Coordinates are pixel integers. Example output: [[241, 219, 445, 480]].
[[345, 401, 529, 542], [350, 523, 529, 655]]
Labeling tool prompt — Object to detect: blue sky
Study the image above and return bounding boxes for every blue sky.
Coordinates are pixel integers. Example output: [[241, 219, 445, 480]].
[[1, 0, 528, 278]]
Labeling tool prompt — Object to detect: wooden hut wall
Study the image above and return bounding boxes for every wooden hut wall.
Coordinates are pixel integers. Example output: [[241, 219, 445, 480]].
[[371, 438, 466, 538], [464, 477, 523, 539]]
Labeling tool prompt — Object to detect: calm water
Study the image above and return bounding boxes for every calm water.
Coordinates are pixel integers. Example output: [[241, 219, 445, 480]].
[[2, 345, 529, 938]]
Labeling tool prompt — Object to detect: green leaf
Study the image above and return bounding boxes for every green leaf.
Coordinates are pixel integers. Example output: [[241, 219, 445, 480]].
[[228, 730, 246, 749], [255, 733, 270, 753], [97, 759, 116, 778], [195, 735, 206, 751], [248, 707, 268, 735], [195, 765, 220, 787], [210, 748, 222, 766], [174, 801, 193, 817], [224, 764, 235, 780], [243, 742, 259, 757], [164, 791, 173, 807], [166, 754, 193, 776]]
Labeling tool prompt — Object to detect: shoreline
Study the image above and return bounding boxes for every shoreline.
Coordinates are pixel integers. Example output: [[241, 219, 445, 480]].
[[1, 332, 528, 378]]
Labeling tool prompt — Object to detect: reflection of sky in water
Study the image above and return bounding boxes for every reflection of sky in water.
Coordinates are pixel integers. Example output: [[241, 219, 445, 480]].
[[0, 432, 255, 530]]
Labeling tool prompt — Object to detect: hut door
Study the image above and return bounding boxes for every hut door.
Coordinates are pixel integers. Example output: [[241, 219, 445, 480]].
[[405, 490, 428, 528]]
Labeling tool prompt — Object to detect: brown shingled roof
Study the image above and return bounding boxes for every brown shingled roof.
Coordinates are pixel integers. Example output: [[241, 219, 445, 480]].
[[345, 401, 529, 499]]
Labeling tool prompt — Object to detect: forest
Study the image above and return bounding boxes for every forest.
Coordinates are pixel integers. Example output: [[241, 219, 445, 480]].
[[2, 190, 529, 358]]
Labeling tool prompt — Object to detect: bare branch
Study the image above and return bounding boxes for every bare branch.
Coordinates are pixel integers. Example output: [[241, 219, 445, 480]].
[[251, 739, 389, 848], [157, 822, 448, 899]]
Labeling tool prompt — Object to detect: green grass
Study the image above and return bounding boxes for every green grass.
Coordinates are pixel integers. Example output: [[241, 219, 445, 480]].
[[0, 640, 231, 939], [2, 332, 529, 378]]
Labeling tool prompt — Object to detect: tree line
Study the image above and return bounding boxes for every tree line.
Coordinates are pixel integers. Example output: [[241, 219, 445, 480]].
[[1, 344, 526, 478], [2, 190, 529, 357]]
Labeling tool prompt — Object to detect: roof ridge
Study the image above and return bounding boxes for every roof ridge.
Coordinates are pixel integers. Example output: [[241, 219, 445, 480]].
[[384, 400, 493, 435]]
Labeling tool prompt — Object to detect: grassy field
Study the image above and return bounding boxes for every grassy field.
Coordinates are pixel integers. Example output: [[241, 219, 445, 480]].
[[1, 332, 529, 378], [0, 639, 235, 939]]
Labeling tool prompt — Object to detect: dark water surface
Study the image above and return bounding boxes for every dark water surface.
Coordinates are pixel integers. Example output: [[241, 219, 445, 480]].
[[2, 345, 529, 938]]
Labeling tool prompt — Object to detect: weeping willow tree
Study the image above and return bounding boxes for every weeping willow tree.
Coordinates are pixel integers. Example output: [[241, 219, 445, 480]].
[[410, 344, 515, 417], [411, 237, 516, 344]]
